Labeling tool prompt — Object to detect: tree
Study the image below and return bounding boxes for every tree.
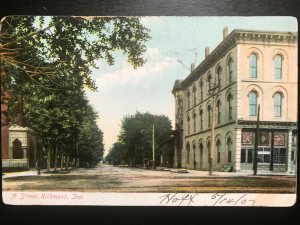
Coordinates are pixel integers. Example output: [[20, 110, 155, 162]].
[[105, 142, 127, 165], [0, 16, 150, 171], [110, 112, 172, 167]]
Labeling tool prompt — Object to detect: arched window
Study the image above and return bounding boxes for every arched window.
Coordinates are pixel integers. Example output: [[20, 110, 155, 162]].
[[217, 66, 222, 89], [216, 139, 221, 163], [12, 138, 23, 159], [274, 55, 282, 80], [207, 141, 211, 162], [227, 93, 233, 120], [193, 85, 197, 106], [274, 93, 282, 117], [207, 105, 211, 127], [227, 137, 232, 163], [227, 57, 233, 83], [193, 111, 196, 132], [249, 54, 257, 78], [200, 80, 204, 101], [199, 143, 203, 166], [199, 109, 203, 130], [186, 143, 190, 163], [216, 100, 221, 124], [187, 90, 191, 109], [249, 91, 257, 116], [207, 73, 212, 96], [187, 115, 191, 134]]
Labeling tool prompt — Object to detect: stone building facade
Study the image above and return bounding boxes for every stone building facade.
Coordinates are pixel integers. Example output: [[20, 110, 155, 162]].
[[172, 28, 297, 173], [2, 124, 37, 171]]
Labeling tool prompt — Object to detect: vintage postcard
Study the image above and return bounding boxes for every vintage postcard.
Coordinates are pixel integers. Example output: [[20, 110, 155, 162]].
[[1, 16, 297, 206]]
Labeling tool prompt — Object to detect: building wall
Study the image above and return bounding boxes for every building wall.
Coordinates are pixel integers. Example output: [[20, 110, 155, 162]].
[[173, 29, 297, 172], [179, 45, 240, 170], [238, 39, 297, 122]]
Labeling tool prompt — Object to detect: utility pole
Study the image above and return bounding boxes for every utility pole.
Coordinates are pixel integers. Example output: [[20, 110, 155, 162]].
[[209, 95, 215, 175], [152, 125, 155, 169], [209, 85, 218, 176], [270, 131, 274, 171], [253, 104, 260, 175]]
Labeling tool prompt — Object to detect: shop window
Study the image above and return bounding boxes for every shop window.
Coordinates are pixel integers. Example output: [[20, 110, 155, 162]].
[[241, 149, 246, 163], [247, 149, 253, 163], [273, 148, 286, 164], [257, 147, 270, 163]]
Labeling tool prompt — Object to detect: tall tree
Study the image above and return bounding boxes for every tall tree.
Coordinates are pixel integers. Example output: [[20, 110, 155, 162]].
[[1, 16, 150, 171], [110, 112, 172, 166]]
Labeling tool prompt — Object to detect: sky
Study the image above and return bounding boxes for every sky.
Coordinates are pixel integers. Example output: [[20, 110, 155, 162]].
[[85, 16, 297, 155]]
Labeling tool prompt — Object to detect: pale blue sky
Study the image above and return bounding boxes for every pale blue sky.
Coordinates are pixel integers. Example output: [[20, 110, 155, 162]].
[[85, 17, 297, 154]]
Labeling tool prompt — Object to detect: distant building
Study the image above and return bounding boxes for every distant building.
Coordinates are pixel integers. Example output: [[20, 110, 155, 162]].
[[172, 28, 297, 173]]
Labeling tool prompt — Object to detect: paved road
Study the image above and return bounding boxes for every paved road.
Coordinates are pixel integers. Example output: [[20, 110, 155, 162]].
[[2, 164, 296, 193]]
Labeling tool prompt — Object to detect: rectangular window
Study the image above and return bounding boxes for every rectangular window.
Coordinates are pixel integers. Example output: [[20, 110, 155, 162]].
[[247, 149, 253, 163], [241, 149, 246, 163]]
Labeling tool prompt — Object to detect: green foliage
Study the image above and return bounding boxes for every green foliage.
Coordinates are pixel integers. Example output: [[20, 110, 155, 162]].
[[106, 112, 172, 166], [0, 16, 150, 168]]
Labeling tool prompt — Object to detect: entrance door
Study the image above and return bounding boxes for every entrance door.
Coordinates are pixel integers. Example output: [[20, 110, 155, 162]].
[[12, 139, 23, 159]]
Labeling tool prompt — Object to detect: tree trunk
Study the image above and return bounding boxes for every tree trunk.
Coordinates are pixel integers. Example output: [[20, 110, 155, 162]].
[[66, 155, 70, 169], [47, 147, 51, 172], [60, 147, 64, 170], [54, 142, 58, 172]]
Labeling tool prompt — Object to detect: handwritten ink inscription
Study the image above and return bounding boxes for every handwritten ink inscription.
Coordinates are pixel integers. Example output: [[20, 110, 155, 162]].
[[211, 193, 255, 206], [159, 193, 198, 206], [159, 193, 256, 206]]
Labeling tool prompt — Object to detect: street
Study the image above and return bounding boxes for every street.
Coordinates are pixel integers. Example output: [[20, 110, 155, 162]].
[[2, 163, 296, 193]]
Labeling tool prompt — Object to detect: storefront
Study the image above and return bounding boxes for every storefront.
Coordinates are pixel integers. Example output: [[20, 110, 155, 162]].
[[240, 130, 291, 172]]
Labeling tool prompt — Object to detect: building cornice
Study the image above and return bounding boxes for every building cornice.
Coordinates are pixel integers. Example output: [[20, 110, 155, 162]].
[[237, 120, 297, 129]]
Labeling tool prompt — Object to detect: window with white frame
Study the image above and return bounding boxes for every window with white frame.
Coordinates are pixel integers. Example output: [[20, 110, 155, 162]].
[[274, 55, 282, 80], [274, 93, 282, 117], [249, 54, 257, 78], [249, 91, 257, 116]]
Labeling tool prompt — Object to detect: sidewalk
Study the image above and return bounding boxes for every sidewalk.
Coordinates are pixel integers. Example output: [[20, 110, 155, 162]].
[[158, 167, 296, 177], [2, 166, 295, 179]]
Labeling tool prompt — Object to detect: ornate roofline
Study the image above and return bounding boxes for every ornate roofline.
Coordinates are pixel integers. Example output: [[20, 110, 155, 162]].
[[181, 29, 298, 87]]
